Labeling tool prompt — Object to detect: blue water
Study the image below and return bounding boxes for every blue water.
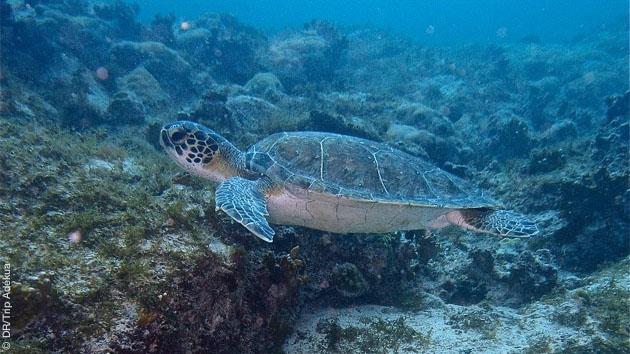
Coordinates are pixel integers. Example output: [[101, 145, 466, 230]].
[[130, 0, 628, 44]]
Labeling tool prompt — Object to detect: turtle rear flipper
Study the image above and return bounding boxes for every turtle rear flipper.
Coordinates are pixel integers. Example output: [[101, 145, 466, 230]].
[[215, 177, 275, 242], [446, 209, 539, 237]]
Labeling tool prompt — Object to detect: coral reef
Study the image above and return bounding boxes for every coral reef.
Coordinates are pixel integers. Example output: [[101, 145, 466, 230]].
[[0, 0, 628, 352], [262, 20, 348, 90], [174, 13, 266, 84], [109, 40, 193, 97]]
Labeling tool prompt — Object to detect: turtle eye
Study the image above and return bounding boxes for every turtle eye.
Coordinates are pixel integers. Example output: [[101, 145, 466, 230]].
[[170, 130, 186, 144]]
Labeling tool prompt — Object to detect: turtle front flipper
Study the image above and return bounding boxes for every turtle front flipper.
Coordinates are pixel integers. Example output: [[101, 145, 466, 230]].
[[446, 209, 539, 237], [215, 177, 275, 242]]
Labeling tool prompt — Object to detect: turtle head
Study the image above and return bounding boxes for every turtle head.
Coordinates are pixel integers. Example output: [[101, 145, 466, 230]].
[[160, 121, 243, 182]]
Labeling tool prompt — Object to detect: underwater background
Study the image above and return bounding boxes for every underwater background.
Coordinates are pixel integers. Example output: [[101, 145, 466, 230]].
[[0, 0, 628, 353]]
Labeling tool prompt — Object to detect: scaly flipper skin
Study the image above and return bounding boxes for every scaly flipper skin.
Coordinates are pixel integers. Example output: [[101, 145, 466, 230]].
[[215, 177, 275, 242], [447, 209, 539, 237]]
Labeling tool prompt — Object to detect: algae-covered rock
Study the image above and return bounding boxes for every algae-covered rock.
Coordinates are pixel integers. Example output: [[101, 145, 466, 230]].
[[189, 89, 233, 128], [331, 262, 369, 298], [244, 72, 285, 102], [542, 119, 578, 143], [226, 94, 284, 140], [110, 249, 303, 354], [385, 123, 465, 167], [143, 13, 176, 45], [110, 40, 193, 97], [174, 13, 266, 84], [262, 20, 347, 89], [595, 91, 630, 176], [528, 148, 567, 174], [115, 66, 169, 113], [539, 166, 629, 271], [10, 274, 56, 332], [605, 90, 629, 121], [505, 250, 558, 302], [175, 27, 215, 58], [106, 91, 146, 125], [299, 109, 380, 141], [486, 110, 535, 159], [92, 0, 141, 39]]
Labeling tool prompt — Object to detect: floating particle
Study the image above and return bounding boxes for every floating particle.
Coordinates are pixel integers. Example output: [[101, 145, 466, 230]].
[[583, 72, 596, 85], [496, 27, 508, 38], [67, 229, 83, 243], [95, 67, 109, 80], [426, 25, 435, 35]]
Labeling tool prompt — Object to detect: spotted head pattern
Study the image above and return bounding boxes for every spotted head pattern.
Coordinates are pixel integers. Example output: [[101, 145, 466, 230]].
[[160, 121, 221, 168]]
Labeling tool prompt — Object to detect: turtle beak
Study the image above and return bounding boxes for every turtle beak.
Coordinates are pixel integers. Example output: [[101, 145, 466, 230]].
[[160, 127, 174, 149]]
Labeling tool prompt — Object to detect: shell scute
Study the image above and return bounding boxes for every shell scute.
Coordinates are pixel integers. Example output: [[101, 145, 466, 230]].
[[247, 132, 498, 208]]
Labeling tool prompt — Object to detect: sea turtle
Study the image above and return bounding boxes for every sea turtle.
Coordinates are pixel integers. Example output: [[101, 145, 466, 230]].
[[160, 121, 538, 242]]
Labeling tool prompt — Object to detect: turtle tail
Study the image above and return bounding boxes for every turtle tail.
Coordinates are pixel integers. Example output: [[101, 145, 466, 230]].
[[446, 209, 539, 237]]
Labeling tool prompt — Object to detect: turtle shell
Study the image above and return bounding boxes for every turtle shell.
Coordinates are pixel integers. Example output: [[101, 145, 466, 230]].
[[245, 132, 500, 208]]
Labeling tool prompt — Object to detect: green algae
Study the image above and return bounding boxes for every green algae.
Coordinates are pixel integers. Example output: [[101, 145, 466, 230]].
[[523, 336, 553, 354], [585, 277, 630, 351], [448, 306, 501, 340], [0, 118, 217, 346], [538, 258, 630, 352], [390, 290, 427, 313], [564, 260, 630, 352], [316, 316, 430, 353]]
